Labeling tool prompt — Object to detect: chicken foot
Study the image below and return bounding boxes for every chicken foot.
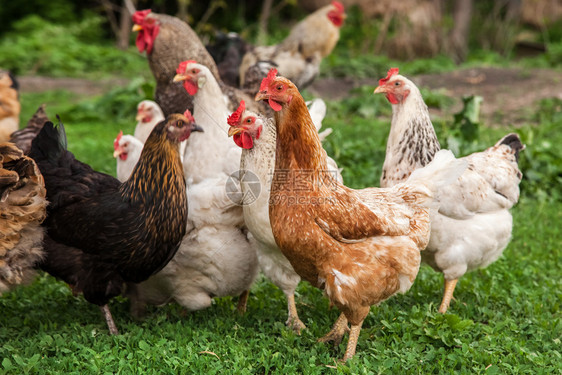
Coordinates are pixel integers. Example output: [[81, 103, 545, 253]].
[[342, 321, 363, 362], [438, 278, 458, 313], [318, 312, 349, 346], [100, 305, 119, 335], [237, 290, 250, 314], [286, 293, 306, 334]]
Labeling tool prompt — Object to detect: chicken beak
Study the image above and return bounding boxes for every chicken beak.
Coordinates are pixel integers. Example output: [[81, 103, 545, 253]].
[[132, 24, 143, 32], [173, 73, 188, 83], [190, 123, 204, 133], [113, 148, 123, 158], [135, 113, 144, 121], [228, 127, 243, 137], [374, 85, 386, 94], [255, 91, 269, 102]]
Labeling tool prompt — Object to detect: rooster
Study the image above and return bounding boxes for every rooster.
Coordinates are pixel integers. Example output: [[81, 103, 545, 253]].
[[0, 143, 47, 294], [374, 68, 524, 313], [227, 100, 342, 333], [0, 71, 20, 142], [113, 131, 144, 182], [239, 1, 345, 93], [134, 100, 164, 144], [255, 69, 467, 361], [29, 113, 202, 334], [132, 9, 263, 115]]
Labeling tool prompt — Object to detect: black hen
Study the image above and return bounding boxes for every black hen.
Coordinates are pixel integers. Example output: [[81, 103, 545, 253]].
[[29, 114, 202, 334]]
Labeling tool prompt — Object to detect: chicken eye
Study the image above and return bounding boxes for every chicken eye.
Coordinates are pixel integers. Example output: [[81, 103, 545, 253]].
[[276, 85, 283, 91], [176, 120, 184, 127], [394, 81, 401, 86], [246, 118, 252, 124], [191, 69, 198, 74]]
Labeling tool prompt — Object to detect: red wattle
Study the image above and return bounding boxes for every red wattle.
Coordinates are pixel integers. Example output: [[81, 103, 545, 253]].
[[119, 153, 128, 161], [386, 92, 399, 104], [136, 33, 147, 53], [269, 99, 282, 112], [184, 81, 198, 96], [233, 132, 254, 149]]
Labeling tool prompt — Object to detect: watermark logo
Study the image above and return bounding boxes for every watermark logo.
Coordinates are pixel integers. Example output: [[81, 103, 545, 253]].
[[225, 170, 261, 205]]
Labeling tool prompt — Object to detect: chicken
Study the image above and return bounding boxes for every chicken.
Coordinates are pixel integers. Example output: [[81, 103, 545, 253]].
[[28, 113, 202, 334], [173, 60, 246, 184], [226, 100, 342, 333], [113, 131, 144, 182], [255, 69, 466, 361], [127, 61, 260, 316], [132, 9, 263, 116], [128, 173, 259, 316], [239, 1, 346, 93], [374, 68, 524, 313], [10, 104, 50, 155], [0, 143, 47, 294], [0, 71, 20, 142], [206, 32, 251, 87], [134, 100, 164, 143]]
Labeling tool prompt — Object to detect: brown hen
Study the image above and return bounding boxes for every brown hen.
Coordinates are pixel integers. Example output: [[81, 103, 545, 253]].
[[0, 142, 47, 294], [255, 70, 466, 361]]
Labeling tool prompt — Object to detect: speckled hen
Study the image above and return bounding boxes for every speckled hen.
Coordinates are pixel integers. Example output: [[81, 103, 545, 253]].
[[132, 9, 263, 115], [227, 100, 341, 333], [375, 68, 524, 313]]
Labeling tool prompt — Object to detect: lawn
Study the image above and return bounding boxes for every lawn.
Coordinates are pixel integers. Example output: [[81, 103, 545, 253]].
[[1, 73, 561, 373]]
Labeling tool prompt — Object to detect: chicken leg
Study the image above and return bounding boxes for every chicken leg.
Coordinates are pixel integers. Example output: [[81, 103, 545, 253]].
[[237, 290, 250, 314], [100, 304, 119, 335], [438, 278, 458, 313], [286, 293, 306, 334], [318, 312, 349, 346], [342, 321, 363, 362]]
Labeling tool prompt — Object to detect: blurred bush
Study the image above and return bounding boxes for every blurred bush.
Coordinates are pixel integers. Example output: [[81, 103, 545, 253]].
[[0, 15, 147, 78]]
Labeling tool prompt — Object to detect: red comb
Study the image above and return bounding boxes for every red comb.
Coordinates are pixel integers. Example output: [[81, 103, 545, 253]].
[[132, 9, 151, 24], [176, 60, 197, 74], [114, 130, 123, 150], [260, 69, 278, 92], [379, 68, 399, 86], [332, 1, 344, 13], [228, 101, 246, 127], [183, 109, 195, 123]]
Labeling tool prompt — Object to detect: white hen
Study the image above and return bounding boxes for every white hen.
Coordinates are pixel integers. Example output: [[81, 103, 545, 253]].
[[226, 100, 342, 332], [375, 68, 524, 313], [129, 173, 259, 314], [113, 132, 144, 182], [133, 100, 165, 144]]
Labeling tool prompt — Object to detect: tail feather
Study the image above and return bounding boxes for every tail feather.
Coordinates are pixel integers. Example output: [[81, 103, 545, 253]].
[[10, 104, 50, 154], [497, 133, 525, 162], [29, 117, 67, 165], [406, 149, 467, 194]]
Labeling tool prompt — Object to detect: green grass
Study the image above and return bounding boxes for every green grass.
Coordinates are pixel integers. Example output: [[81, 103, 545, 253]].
[[4, 59, 562, 373], [1, 201, 560, 373]]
